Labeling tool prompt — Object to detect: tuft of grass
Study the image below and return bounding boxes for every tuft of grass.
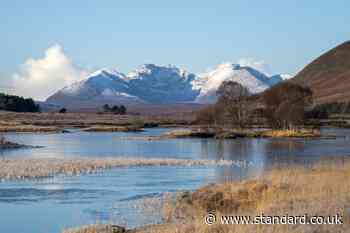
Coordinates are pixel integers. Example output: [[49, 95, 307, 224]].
[[260, 129, 321, 138]]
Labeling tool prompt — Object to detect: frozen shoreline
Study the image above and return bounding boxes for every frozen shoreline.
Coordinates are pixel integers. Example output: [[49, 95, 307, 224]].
[[0, 157, 247, 181]]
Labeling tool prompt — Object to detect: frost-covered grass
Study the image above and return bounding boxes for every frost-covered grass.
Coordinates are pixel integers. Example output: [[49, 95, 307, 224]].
[[0, 157, 244, 181]]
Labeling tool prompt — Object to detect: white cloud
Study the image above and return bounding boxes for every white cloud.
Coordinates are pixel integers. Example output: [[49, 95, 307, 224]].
[[12, 44, 88, 101], [238, 58, 272, 76]]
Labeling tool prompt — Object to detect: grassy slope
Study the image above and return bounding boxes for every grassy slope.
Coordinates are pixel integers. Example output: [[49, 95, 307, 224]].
[[294, 41, 350, 104]]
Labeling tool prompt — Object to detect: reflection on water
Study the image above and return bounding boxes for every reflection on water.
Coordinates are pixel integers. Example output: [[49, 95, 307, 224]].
[[0, 166, 221, 233], [4, 128, 350, 162], [1, 127, 350, 233]]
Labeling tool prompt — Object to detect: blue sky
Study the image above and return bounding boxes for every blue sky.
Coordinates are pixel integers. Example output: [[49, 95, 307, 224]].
[[1, 0, 350, 97]]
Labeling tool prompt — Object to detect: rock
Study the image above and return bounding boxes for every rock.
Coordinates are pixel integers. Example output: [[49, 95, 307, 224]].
[[61, 129, 72, 133], [143, 122, 159, 128]]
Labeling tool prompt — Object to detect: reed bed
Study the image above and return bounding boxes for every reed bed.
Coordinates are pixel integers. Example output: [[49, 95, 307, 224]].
[[157, 160, 350, 233], [0, 125, 62, 133], [0, 157, 246, 181]]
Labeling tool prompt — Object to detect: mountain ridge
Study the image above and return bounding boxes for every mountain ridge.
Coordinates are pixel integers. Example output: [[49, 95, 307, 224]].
[[46, 63, 286, 107], [293, 41, 350, 104]]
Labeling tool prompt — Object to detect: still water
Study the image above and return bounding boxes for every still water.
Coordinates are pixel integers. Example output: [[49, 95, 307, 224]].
[[0, 127, 349, 233]]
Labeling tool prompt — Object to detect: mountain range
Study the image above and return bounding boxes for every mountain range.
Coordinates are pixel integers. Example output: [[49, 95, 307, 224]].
[[46, 63, 287, 108]]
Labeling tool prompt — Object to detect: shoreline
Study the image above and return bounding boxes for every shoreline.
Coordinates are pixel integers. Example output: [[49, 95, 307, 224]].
[[151, 128, 325, 139], [63, 159, 350, 233]]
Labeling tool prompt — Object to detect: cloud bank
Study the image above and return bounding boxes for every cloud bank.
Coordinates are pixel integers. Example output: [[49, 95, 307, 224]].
[[12, 44, 88, 101], [238, 58, 272, 76]]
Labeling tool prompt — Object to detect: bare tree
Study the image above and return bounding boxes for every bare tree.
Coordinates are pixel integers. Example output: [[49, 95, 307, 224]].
[[216, 81, 251, 128], [195, 104, 223, 127], [262, 82, 313, 129]]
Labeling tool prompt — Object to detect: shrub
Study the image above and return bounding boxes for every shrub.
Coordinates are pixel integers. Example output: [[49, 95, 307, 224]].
[[102, 104, 127, 115], [59, 108, 67, 114]]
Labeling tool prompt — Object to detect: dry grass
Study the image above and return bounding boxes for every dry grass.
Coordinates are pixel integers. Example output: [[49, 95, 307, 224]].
[[0, 112, 191, 129], [163, 128, 322, 139], [158, 161, 350, 233], [0, 125, 62, 133], [63, 224, 126, 233], [83, 125, 144, 132], [162, 129, 215, 138], [0, 158, 242, 181], [260, 129, 321, 138], [162, 129, 193, 137]]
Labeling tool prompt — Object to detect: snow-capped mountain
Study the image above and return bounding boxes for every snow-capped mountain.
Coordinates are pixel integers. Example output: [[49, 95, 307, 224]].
[[46, 63, 286, 107], [194, 63, 283, 103], [46, 69, 143, 105], [126, 64, 199, 103], [46, 64, 199, 106]]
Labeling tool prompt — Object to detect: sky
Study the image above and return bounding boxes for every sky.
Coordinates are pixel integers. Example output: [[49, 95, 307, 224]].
[[0, 0, 349, 100]]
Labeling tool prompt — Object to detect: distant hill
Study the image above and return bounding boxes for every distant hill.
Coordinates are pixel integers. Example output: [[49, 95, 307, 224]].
[[294, 41, 350, 104]]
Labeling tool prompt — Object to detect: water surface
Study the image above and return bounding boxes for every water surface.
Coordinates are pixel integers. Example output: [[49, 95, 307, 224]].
[[1, 127, 350, 233]]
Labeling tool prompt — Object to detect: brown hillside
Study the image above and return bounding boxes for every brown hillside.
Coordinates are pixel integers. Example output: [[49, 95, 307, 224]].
[[294, 41, 350, 104]]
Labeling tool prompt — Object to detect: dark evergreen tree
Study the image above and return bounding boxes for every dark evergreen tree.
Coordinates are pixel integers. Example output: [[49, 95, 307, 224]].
[[0, 93, 40, 112], [103, 104, 111, 112], [112, 105, 120, 114], [119, 105, 127, 115]]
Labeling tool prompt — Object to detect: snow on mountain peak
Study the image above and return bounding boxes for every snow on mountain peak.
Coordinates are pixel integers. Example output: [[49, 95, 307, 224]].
[[194, 62, 282, 103], [126, 64, 193, 82], [46, 62, 287, 106], [87, 68, 126, 80], [124, 64, 198, 103], [280, 74, 293, 80]]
